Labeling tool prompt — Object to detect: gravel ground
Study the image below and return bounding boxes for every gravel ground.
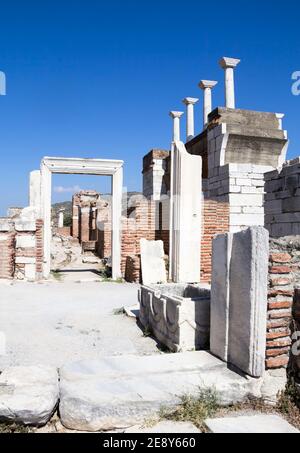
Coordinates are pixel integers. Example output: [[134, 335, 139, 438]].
[[0, 280, 159, 371]]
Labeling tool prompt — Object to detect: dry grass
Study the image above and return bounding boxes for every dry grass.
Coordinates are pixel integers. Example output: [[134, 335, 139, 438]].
[[159, 388, 219, 431]]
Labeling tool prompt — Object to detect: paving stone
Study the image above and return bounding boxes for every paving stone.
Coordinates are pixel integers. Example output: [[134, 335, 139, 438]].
[[205, 414, 299, 433], [59, 352, 263, 432]]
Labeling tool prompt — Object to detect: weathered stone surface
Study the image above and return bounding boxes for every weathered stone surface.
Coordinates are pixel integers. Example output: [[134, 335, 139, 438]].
[[169, 141, 202, 283], [260, 369, 287, 405], [59, 352, 263, 432], [211, 227, 269, 378], [0, 366, 59, 426], [205, 414, 298, 433], [125, 421, 201, 433], [210, 233, 232, 362], [139, 284, 210, 352], [140, 239, 167, 285], [228, 227, 269, 377]]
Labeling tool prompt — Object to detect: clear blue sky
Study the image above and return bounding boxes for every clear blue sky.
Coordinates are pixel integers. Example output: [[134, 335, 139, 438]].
[[0, 0, 299, 215]]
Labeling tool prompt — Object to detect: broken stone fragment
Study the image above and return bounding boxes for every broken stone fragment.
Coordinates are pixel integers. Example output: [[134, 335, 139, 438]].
[[0, 365, 59, 426]]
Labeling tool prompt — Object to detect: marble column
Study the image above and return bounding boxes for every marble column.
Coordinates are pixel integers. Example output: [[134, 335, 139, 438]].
[[219, 57, 241, 109], [182, 97, 199, 142], [58, 209, 65, 228], [169, 111, 184, 141], [199, 80, 218, 127]]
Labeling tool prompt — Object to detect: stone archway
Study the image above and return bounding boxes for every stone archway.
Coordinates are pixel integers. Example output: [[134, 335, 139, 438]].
[[32, 157, 123, 280]]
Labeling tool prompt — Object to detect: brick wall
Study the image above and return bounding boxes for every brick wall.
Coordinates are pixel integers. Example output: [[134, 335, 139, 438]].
[[267, 248, 293, 370], [36, 219, 44, 277], [0, 230, 15, 279], [57, 226, 71, 237], [201, 198, 230, 283], [122, 200, 156, 281]]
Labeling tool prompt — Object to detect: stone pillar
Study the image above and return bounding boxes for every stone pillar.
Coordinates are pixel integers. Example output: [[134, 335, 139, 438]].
[[29, 170, 41, 216], [199, 80, 218, 127], [111, 167, 123, 280], [80, 207, 90, 243], [182, 98, 199, 142], [276, 113, 285, 130], [142, 150, 170, 201], [210, 226, 269, 378], [219, 57, 241, 109], [169, 141, 202, 283], [169, 111, 184, 142], [58, 209, 64, 228]]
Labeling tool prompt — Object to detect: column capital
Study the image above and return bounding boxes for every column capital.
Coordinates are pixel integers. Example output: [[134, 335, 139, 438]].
[[169, 111, 184, 119], [219, 57, 241, 69], [182, 97, 199, 106], [199, 80, 218, 90]]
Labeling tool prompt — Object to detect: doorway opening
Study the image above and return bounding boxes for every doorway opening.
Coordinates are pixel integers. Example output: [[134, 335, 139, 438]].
[[40, 157, 123, 281]]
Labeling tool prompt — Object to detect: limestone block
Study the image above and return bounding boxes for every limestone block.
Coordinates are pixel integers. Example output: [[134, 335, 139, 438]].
[[242, 206, 264, 214], [0, 220, 12, 232], [282, 196, 300, 213], [211, 227, 269, 378], [230, 213, 264, 227], [15, 221, 36, 232], [15, 257, 36, 264], [205, 414, 298, 433], [251, 177, 265, 185], [229, 185, 241, 193], [260, 369, 287, 405], [271, 223, 293, 238], [229, 194, 263, 207], [236, 178, 252, 187], [252, 165, 274, 174], [140, 239, 167, 285], [0, 366, 59, 426], [25, 264, 36, 281], [228, 227, 269, 377], [58, 352, 264, 432], [210, 234, 232, 362], [241, 187, 264, 194], [264, 199, 283, 215], [16, 235, 36, 248]]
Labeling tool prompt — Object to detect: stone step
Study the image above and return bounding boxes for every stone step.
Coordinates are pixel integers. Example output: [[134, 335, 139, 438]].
[[59, 351, 263, 432], [205, 414, 299, 434]]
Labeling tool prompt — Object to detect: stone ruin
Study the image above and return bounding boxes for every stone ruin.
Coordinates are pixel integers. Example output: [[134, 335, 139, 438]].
[[1, 55, 300, 417]]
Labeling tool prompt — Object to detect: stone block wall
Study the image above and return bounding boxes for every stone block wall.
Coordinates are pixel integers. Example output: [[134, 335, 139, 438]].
[[143, 149, 170, 201], [0, 217, 44, 281], [265, 158, 300, 237]]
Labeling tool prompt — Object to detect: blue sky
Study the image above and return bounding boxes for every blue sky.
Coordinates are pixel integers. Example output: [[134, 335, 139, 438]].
[[0, 0, 299, 215]]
